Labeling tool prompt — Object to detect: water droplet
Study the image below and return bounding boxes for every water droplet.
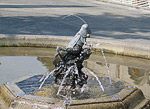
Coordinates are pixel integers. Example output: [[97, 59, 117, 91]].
[[17, 94, 25, 97], [7, 82, 14, 85], [29, 73, 37, 76], [128, 86, 135, 88], [65, 101, 71, 104], [112, 97, 120, 100], [111, 76, 115, 78]]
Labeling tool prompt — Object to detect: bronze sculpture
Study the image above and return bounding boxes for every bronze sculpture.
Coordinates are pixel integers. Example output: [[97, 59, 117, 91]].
[[53, 24, 92, 89]]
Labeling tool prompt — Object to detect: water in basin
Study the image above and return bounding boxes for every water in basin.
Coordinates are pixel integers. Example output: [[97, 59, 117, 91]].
[[0, 47, 150, 99]]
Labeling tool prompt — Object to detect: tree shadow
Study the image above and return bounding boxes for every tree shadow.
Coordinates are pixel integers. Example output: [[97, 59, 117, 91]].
[[82, 13, 150, 40], [0, 12, 150, 40]]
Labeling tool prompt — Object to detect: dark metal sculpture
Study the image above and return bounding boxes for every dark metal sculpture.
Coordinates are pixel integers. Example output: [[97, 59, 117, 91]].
[[53, 24, 92, 89]]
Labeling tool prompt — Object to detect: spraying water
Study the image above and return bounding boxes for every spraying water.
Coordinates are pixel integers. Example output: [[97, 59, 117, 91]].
[[56, 66, 74, 95], [87, 42, 112, 84], [81, 84, 87, 93], [39, 66, 61, 89], [39, 70, 54, 89], [98, 43, 112, 84], [62, 14, 87, 24], [86, 68, 104, 91]]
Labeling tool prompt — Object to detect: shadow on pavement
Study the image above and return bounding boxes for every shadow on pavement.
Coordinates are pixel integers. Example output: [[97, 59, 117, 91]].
[[0, 13, 150, 40]]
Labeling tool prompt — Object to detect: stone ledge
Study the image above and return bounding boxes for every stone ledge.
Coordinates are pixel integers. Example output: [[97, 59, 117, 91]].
[[0, 35, 150, 59]]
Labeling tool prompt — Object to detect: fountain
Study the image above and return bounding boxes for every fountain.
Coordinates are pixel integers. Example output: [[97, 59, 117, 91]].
[[38, 23, 105, 99], [0, 22, 150, 108]]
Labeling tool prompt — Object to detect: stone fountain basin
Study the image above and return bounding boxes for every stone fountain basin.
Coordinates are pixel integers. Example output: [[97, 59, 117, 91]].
[[0, 73, 149, 109]]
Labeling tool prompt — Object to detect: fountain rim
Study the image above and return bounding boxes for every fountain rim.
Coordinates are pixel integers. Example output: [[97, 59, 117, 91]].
[[0, 34, 150, 60]]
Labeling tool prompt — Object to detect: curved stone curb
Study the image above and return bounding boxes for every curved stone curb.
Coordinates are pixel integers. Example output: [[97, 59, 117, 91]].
[[0, 34, 150, 59]]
